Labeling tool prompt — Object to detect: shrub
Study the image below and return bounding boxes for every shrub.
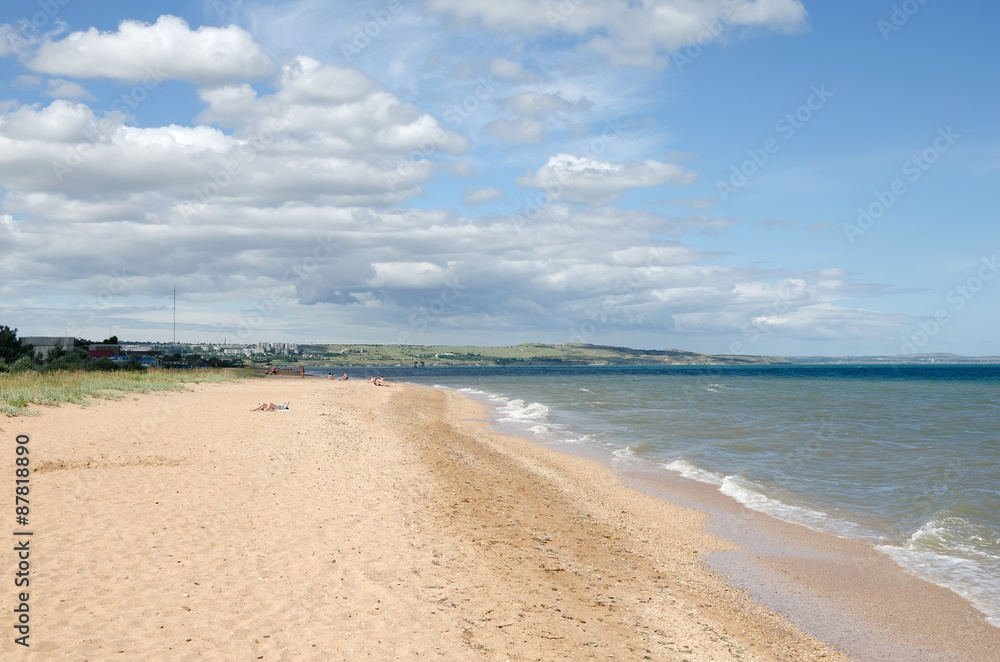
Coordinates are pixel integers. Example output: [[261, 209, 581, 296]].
[[9, 356, 34, 373]]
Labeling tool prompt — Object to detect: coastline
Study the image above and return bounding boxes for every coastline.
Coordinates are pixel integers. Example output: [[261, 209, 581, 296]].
[[450, 382, 1000, 661], [0, 376, 992, 659]]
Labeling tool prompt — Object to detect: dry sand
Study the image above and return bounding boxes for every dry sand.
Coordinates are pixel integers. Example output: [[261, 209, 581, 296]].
[[0, 376, 995, 660]]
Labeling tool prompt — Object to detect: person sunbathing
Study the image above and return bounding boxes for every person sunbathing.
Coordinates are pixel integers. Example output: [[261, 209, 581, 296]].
[[250, 401, 290, 411]]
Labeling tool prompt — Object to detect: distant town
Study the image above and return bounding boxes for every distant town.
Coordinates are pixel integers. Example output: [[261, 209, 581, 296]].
[[120, 341, 302, 360], [12, 334, 1000, 369]]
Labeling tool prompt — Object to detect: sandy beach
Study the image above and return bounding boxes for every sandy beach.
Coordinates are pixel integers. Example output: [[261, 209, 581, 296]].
[[2, 376, 997, 660]]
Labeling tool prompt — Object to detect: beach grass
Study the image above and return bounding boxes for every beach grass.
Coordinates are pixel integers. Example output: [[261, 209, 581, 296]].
[[0, 368, 260, 417]]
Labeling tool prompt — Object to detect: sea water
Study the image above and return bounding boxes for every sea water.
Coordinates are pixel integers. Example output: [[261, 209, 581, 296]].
[[319, 364, 1000, 627]]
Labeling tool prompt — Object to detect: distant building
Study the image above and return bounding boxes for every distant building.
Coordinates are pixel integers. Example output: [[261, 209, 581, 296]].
[[20, 336, 75, 359], [137, 356, 161, 368], [88, 343, 123, 360]]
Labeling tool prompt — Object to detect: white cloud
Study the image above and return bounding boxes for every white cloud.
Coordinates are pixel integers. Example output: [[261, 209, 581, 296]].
[[369, 261, 454, 289], [448, 161, 476, 176], [28, 15, 274, 84], [0, 45, 468, 207], [1, 8, 908, 351], [667, 276, 904, 341], [462, 186, 504, 205], [0, 99, 101, 143], [485, 117, 545, 143], [12, 74, 42, 88], [0, 190, 900, 347], [8, 75, 94, 102], [427, 0, 808, 67], [490, 58, 525, 79], [674, 304, 901, 340], [0, 23, 37, 60], [517, 153, 696, 205], [273, 56, 378, 105], [45, 79, 94, 101], [197, 56, 467, 157], [498, 92, 579, 116]]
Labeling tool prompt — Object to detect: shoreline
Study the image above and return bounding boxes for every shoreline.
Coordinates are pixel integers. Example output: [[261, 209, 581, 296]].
[[622, 469, 1000, 661], [0, 377, 994, 659], [426, 381, 1000, 660]]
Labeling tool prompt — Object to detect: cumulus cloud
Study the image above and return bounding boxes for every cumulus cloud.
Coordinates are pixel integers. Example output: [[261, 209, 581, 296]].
[[28, 15, 274, 84], [517, 154, 696, 205], [0, 194, 894, 347], [197, 56, 467, 156], [427, 0, 808, 67], [1, 10, 901, 351], [462, 186, 504, 205], [0, 51, 467, 208], [273, 55, 378, 105], [485, 117, 545, 143], [0, 99, 102, 143]]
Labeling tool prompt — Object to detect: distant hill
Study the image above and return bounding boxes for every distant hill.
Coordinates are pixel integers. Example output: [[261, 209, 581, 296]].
[[301, 342, 787, 367]]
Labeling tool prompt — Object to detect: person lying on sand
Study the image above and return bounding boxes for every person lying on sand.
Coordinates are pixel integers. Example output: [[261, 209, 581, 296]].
[[250, 401, 290, 411]]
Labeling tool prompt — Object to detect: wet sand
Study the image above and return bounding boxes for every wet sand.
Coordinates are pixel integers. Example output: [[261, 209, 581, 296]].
[[622, 470, 1000, 661], [0, 376, 994, 660]]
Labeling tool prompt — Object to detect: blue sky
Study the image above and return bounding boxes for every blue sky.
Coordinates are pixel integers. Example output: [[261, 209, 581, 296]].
[[1, 0, 998, 356]]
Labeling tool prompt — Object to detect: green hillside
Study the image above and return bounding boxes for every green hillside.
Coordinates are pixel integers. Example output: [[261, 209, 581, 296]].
[[292, 343, 786, 367]]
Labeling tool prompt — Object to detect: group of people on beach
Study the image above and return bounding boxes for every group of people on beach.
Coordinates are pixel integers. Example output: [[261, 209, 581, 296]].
[[253, 370, 394, 412], [263, 366, 306, 378]]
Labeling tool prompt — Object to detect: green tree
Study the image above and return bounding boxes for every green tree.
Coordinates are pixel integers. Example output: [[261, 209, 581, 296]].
[[0, 325, 32, 364], [40, 347, 91, 372], [101, 335, 119, 344]]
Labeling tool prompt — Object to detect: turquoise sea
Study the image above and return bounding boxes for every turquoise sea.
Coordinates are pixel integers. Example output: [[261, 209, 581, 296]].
[[315, 364, 1000, 627]]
